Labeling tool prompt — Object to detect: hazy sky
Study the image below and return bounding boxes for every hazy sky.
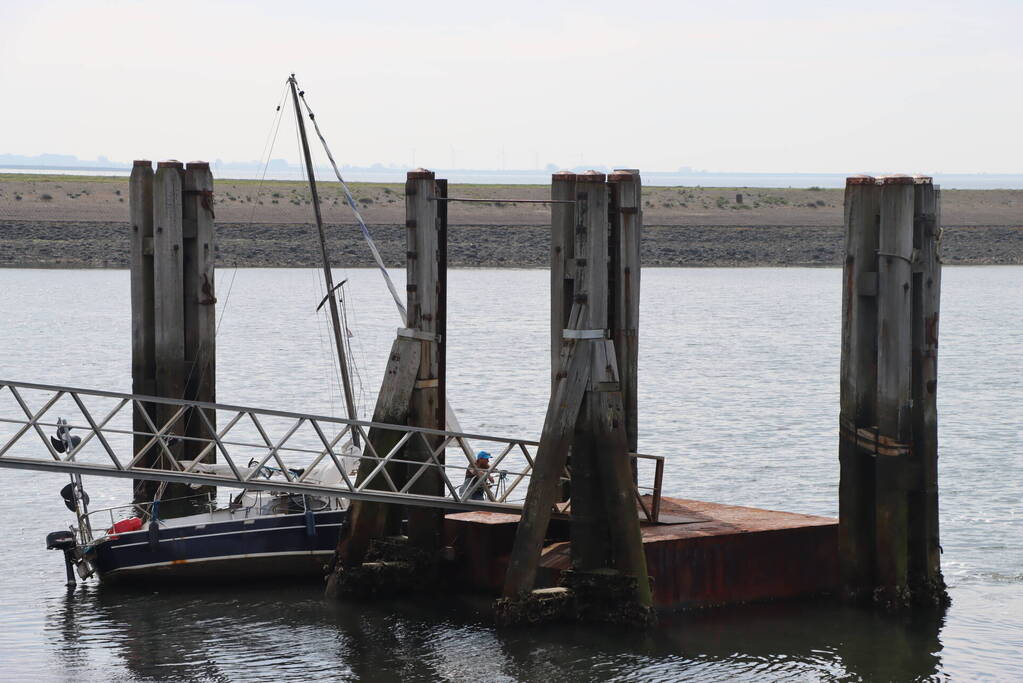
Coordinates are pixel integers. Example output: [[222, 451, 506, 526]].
[[2, 0, 1021, 173]]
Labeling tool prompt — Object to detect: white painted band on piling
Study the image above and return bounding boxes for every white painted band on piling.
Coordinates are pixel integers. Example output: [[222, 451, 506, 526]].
[[562, 329, 607, 339], [397, 328, 439, 343]]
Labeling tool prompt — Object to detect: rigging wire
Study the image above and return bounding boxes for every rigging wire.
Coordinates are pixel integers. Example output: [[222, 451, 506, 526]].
[[336, 281, 365, 413], [215, 82, 290, 334], [314, 192, 369, 416], [181, 82, 291, 406], [296, 89, 408, 324]]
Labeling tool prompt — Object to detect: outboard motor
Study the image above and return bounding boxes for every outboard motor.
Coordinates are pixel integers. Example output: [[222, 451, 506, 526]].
[[46, 530, 78, 586]]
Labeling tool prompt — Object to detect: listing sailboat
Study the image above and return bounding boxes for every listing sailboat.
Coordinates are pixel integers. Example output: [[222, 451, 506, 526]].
[[46, 75, 380, 582]]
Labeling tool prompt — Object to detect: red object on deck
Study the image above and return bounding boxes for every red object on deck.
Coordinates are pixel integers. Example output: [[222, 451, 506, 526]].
[[107, 517, 143, 536]]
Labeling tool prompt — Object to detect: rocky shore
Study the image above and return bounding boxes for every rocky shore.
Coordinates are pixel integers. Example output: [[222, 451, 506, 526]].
[[1, 220, 1020, 269], [1, 175, 1020, 268]]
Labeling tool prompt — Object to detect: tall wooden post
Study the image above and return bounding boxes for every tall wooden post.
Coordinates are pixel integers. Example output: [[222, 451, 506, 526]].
[[839, 174, 947, 607], [328, 170, 446, 594], [329, 335, 421, 578], [503, 169, 652, 619], [150, 161, 187, 500], [130, 161, 156, 502], [404, 169, 445, 552], [608, 170, 642, 459], [580, 171, 650, 607], [839, 175, 880, 595], [874, 175, 915, 597], [551, 172, 577, 393], [910, 178, 945, 600], [182, 162, 217, 482], [502, 339, 593, 598], [130, 159, 217, 505], [570, 171, 611, 570]]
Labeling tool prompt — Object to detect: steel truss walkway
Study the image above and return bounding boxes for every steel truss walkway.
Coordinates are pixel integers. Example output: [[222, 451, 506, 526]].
[[0, 380, 664, 520]]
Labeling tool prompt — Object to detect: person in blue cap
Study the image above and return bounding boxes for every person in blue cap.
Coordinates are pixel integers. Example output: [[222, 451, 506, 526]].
[[463, 451, 494, 500]]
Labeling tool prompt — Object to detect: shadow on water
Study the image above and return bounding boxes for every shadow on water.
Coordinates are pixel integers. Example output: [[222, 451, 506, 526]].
[[46, 582, 948, 682]]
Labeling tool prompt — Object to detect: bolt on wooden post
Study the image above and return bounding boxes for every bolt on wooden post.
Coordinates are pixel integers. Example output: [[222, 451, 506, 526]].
[[129, 159, 217, 504], [839, 174, 947, 607]]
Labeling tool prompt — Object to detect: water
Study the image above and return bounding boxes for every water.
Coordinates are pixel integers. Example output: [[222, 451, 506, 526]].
[[1, 266, 1020, 680]]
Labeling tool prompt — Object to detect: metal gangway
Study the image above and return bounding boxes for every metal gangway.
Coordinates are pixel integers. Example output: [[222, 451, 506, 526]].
[[0, 380, 665, 521]]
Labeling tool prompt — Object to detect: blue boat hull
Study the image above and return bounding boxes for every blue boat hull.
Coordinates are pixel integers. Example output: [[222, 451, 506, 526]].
[[89, 510, 346, 582]]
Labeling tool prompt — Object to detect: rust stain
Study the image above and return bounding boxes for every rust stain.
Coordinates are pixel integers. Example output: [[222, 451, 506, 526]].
[[925, 313, 940, 347], [199, 190, 215, 218], [199, 273, 217, 305], [844, 260, 855, 328]]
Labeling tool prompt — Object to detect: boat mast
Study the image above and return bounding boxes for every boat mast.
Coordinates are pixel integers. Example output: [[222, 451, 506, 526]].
[[288, 74, 361, 446]]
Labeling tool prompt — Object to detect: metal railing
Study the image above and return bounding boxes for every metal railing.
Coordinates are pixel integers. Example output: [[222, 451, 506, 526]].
[[0, 379, 664, 520]]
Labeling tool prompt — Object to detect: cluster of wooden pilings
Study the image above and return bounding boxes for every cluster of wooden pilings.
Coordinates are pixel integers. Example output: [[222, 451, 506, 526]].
[[499, 169, 652, 625], [121, 158, 949, 619], [839, 175, 948, 608], [324, 169, 653, 624], [129, 160, 216, 503]]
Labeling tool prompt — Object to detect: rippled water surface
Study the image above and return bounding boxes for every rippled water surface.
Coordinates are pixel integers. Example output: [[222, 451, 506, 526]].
[[1, 266, 1020, 680]]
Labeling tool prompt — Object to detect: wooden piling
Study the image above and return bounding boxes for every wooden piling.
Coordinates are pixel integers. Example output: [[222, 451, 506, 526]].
[[330, 336, 421, 578], [874, 175, 915, 597], [839, 173, 946, 607], [551, 172, 577, 392], [582, 172, 650, 607], [608, 170, 642, 457], [551, 172, 577, 504], [838, 175, 880, 595], [130, 159, 218, 504], [591, 341, 652, 607], [404, 169, 445, 552], [502, 339, 593, 598], [130, 161, 156, 502], [910, 178, 945, 600], [570, 172, 611, 570], [504, 170, 652, 614], [151, 161, 187, 498], [182, 162, 217, 478]]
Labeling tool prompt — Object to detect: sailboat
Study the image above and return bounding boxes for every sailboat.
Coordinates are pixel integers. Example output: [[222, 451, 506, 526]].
[[46, 76, 387, 583]]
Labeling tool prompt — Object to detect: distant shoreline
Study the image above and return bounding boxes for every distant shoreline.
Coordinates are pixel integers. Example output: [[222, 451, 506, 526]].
[[1, 175, 1020, 268], [5, 167, 1023, 189]]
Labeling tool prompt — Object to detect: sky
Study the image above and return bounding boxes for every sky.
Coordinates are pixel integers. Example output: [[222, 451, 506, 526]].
[[1, 0, 1021, 174]]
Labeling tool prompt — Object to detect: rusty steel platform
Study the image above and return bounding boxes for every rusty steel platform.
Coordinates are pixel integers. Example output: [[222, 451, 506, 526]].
[[443, 497, 839, 610]]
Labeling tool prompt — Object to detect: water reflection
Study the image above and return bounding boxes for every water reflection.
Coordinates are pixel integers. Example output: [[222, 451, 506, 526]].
[[47, 584, 946, 681]]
